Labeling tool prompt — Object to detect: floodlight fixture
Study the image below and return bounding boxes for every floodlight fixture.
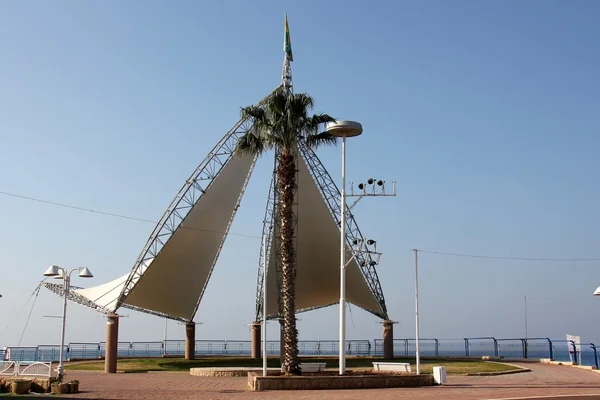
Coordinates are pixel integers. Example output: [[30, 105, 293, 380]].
[[53, 269, 66, 280], [367, 240, 377, 246], [377, 180, 384, 186], [78, 267, 94, 278], [44, 265, 61, 277], [368, 178, 374, 185], [358, 183, 365, 190]]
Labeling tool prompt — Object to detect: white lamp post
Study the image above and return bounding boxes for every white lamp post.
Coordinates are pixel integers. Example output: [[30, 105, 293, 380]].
[[43, 265, 93, 378], [325, 120, 363, 375], [325, 121, 397, 375], [413, 249, 421, 374], [262, 235, 268, 377]]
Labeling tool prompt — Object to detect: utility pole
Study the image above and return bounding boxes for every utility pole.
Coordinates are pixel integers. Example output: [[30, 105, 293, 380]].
[[524, 296, 528, 338], [524, 296, 528, 358], [414, 249, 421, 375]]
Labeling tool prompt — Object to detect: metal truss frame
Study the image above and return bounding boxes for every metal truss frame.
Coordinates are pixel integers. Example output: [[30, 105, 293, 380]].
[[255, 141, 388, 321], [297, 138, 389, 320], [281, 54, 293, 92], [254, 154, 278, 322], [40, 282, 185, 320], [41, 282, 114, 315], [114, 91, 275, 319], [255, 146, 306, 322]]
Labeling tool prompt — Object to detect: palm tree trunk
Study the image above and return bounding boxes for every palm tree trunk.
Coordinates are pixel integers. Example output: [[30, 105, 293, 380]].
[[277, 148, 301, 375]]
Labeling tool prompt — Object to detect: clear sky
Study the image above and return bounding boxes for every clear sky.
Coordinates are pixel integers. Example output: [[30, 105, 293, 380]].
[[1, 0, 599, 348]]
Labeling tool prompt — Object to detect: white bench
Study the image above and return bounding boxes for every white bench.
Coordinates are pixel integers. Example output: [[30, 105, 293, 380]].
[[300, 362, 326, 372], [372, 362, 412, 372]]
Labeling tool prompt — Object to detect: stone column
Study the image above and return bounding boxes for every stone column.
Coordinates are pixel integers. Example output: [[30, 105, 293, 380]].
[[251, 321, 261, 358], [383, 320, 394, 359], [104, 314, 119, 373], [185, 322, 195, 360]]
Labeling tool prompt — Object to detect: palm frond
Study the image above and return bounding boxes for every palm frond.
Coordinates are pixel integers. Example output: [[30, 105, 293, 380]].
[[237, 89, 336, 153], [289, 93, 315, 115], [241, 105, 266, 120], [310, 113, 336, 126], [268, 89, 288, 118], [235, 130, 267, 156], [305, 131, 338, 149], [304, 113, 336, 134]]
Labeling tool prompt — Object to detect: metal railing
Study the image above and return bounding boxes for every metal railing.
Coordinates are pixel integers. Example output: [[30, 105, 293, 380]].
[[0, 360, 52, 377], [5, 337, 598, 368]]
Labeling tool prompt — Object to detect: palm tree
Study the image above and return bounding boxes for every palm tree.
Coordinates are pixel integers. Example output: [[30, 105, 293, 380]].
[[236, 87, 336, 375]]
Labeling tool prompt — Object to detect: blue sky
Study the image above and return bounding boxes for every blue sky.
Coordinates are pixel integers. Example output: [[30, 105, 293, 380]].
[[1, 0, 599, 348]]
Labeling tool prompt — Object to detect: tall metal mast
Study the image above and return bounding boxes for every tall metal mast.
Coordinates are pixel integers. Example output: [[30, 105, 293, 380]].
[[281, 13, 293, 92]]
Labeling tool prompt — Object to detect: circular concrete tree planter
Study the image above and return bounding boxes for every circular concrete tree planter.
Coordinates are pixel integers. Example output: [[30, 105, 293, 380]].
[[51, 382, 69, 394], [248, 371, 434, 391], [68, 380, 80, 393], [11, 379, 32, 395]]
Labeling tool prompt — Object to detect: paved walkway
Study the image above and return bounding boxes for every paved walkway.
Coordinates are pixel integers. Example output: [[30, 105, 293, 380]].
[[57, 363, 600, 400]]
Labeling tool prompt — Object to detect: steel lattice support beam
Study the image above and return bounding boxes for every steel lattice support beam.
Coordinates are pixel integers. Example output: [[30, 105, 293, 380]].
[[41, 282, 113, 315], [255, 141, 389, 321], [115, 92, 275, 317], [255, 156, 278, 321], [297, 138, 389, 320], [40, 282, 188, 321]]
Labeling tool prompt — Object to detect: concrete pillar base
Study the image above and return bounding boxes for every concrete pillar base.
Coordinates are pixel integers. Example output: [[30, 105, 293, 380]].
[[185, 322, 195, 360], [383, 320, 394, 359], [105, 314, 119, 373], [251, 321, 261, 358]]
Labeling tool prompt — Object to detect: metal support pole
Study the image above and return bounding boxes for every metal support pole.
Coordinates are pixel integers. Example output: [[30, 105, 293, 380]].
[[262, 236, 268, 377], [524, 295, 528, 358], [524, 296, 528, 338], [163, 318, 168, 355], [414, 249, 421, 375], [339, 134, 347, 375], [57, 271, 69, 378]]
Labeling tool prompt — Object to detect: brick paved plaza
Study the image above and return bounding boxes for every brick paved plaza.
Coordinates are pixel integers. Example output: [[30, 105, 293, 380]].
[[55, 363, 600, 400]]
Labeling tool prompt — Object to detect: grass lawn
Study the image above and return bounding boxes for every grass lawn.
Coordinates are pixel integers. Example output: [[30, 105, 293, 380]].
[[65, 356, 519, 375]]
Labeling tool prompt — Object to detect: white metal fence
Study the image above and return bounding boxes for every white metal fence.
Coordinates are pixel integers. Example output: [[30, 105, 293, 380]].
[[0, 360, 52, 377]]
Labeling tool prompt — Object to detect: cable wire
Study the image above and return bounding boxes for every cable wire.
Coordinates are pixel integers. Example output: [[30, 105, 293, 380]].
[[4, 191, 598, 261], [0, 283, 44, 340], [17, 286, 41, 347], [414, 249, 600, 262], [0, 190, 260, 239]]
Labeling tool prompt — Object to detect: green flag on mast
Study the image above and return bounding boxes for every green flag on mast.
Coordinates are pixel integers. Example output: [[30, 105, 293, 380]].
[[284, 14, 293, 62]]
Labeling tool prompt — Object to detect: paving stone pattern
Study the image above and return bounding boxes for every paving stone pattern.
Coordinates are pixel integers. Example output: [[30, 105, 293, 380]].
[[57, 363, 600, 400]]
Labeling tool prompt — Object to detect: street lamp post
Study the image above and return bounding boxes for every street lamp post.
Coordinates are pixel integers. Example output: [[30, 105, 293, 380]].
[[43, 265, 93, 379], [325, 121, 396, 375], [413, 249, 421, 375], [262, 235, 268, 377], [325, 121, 363, 375]]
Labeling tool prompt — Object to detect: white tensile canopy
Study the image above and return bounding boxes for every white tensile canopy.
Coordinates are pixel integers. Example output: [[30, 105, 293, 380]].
[[43, 135, 386, 321], [263, 151, 383, 317]]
